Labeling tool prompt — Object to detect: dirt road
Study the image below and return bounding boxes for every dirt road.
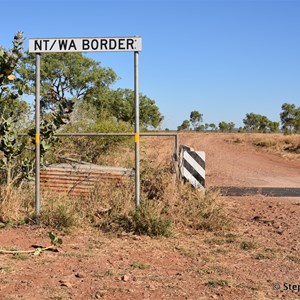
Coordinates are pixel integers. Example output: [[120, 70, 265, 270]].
[[180, 133, 300, 188]]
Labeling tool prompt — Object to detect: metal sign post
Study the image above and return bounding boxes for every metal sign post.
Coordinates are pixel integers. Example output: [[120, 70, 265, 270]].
[[35, 53, 41, 217], [134, 51, 140, 209], [29, 36, 142, 214]]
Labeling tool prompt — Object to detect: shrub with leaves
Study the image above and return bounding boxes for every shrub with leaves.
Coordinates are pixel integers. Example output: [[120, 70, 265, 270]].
[[0, 113, 26, 185], [0, 33, 32, 186], [28, 98, 74, 163], [0, 32, 29, 117]]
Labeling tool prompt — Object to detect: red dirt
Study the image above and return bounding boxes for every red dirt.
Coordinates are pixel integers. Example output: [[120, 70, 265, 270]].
[[1, 133, 300, 300], [180, 133, 300, 188]]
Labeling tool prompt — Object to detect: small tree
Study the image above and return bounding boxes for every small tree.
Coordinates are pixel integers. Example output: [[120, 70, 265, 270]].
[[280, 103, 300, 134], [219, 121, 235, 133], [209, 123, 217, 131], [195, 124, 205, 132], [258, 116, 270, 133], [243, 113, 261, 132], [177, 120, 190, 131], [228, 122, 235, 132], [268, 121, 280, 133], [219, 121, 228, 132], [189, 111, 203, 130], [109, 88, 163, 129], [0, 32, 29, 186]]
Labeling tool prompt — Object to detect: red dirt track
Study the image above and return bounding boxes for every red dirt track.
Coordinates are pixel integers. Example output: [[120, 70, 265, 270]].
[[180, 133, 300, 188]]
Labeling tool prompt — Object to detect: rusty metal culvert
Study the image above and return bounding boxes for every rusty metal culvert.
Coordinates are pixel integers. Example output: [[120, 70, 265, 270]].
[[40, 163, 134, 196]]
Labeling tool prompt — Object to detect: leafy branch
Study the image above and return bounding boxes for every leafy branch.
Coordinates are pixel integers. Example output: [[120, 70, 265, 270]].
[[0, 232, 62, 255]]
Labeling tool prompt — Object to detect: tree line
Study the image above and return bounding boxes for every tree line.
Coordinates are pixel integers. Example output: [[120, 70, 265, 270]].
[[177, 104, 300, 134]]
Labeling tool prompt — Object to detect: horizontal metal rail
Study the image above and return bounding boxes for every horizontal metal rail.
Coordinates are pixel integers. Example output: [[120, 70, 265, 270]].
[[18, 132, 179, 157], [55, 132, 177, 137], [18, 132, 178, 136]]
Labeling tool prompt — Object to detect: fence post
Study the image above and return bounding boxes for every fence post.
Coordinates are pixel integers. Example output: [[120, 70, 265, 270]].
[[134, 51, 140, 209], [35, 53, 41, 217]]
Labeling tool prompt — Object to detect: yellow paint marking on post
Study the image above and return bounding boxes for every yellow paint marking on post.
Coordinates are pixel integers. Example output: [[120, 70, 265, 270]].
[[35, 133, 40, 144], [7, 74, 16, 81], [134, 133, 139, 143]]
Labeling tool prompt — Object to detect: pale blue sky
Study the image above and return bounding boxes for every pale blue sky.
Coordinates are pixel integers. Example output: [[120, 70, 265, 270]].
[[1, 0, 299, 129]]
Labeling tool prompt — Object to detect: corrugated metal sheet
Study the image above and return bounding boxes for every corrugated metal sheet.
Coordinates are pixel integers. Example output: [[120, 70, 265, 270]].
[[41, 163, 134, 196]]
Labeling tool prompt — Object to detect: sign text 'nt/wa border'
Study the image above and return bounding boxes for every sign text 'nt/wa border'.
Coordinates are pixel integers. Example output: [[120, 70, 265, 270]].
[[29, 37, 142, 53]]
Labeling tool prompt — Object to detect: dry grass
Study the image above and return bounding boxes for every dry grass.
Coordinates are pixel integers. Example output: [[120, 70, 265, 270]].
[[39, 192, 80, 230], [170, 184, 232, 232], [0, 185, 34, 224], [0, 162, 231, 236], [226, 133, 300, 160], [91, 162, 231, 235], [52, 133, 133, 167]]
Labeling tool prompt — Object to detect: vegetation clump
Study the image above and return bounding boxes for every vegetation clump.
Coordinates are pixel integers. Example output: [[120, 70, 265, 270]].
[[0, 160, 231, 238]]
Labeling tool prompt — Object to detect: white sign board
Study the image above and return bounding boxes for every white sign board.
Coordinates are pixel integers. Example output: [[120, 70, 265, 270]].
[[29, 36, 142, 53]]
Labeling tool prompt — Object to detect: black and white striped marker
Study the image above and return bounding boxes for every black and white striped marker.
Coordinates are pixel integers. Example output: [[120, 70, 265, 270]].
[[179, 145, 205, 189]]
